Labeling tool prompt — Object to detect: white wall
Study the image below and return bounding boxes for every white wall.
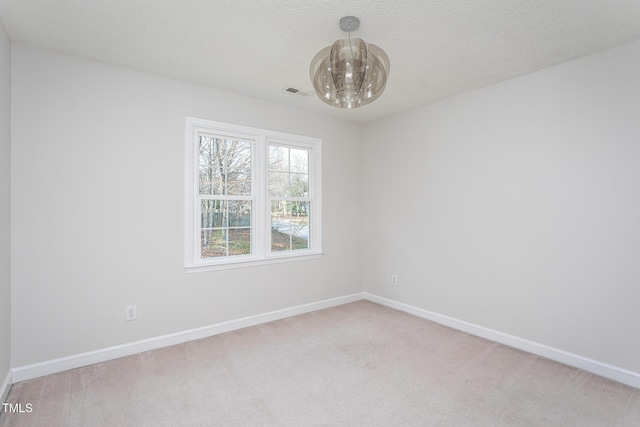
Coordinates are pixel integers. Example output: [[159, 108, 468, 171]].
[[0, 20, 12, 391], [10, 44, 363, 367], [363, 39, 640, 374], [9, 34, 640, 380]]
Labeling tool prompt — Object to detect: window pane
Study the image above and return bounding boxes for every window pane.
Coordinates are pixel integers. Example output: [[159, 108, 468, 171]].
[[228, 201, 251, 227], [199, 137, 251, 196], [226, 140, 252, 195], [269, 171, 289, 197], [201, 229, 227, 258], [271, 201, 310, 252], [290, 173, 309, 197], [201, 200, 225, 229], [226, 168, 251, 195], [271, 228, 290, 252], [228, 228, 251, 256], [290, 148, 309, 173], [269, 145, 289, 172], [201, 200, 252, 258], [271, 200, 288, 251], [292, 225, 310, 250], [269, 145, 309, 198], [199, 136, 223, 195]]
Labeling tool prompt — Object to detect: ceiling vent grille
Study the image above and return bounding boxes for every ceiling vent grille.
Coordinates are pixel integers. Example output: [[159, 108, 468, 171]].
[[283, 87, 312, 97]]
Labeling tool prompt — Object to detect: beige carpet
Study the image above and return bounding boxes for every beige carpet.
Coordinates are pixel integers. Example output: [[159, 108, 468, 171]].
[[1, 301, 639, 426]]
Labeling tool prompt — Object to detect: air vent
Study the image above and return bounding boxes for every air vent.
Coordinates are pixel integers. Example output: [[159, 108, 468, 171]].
[[283, 87, 312, 97]]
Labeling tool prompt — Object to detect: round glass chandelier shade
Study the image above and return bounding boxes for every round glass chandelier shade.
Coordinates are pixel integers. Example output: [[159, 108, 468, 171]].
[[330, 38, 367, 105], [310, 39, 390, 109]]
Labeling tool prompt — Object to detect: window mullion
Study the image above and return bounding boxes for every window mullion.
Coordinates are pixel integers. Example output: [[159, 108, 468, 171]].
[[254, 136, 267, 259]]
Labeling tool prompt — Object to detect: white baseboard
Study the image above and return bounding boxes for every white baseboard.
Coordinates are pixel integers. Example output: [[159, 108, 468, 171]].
[[12, 293, 363, 383], [10, 292, 640, 390], [0, 369, 11, 403], [364, 292, 640, 389]]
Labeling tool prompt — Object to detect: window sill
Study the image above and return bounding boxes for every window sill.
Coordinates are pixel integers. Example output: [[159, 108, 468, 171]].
[[185, 251, 324, 273]]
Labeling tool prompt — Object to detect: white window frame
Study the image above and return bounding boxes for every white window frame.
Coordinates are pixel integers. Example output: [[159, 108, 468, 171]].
[[185, 117, 322, 272]]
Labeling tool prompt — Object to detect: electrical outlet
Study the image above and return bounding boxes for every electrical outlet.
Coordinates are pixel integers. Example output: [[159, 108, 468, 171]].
[[391, 274, 398, 286], [125, 305, 137, 321]]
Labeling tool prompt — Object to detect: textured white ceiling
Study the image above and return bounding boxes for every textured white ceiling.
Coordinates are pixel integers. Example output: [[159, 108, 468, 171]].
[[1, 0, 640, 123]]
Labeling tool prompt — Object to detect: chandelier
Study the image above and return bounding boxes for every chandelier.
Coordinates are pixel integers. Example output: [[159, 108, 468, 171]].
[[309, 16, 390, 109]]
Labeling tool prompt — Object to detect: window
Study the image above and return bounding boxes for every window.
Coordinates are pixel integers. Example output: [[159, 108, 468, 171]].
[[269, 145, 310, 252], [185, 118, 322, 272]]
